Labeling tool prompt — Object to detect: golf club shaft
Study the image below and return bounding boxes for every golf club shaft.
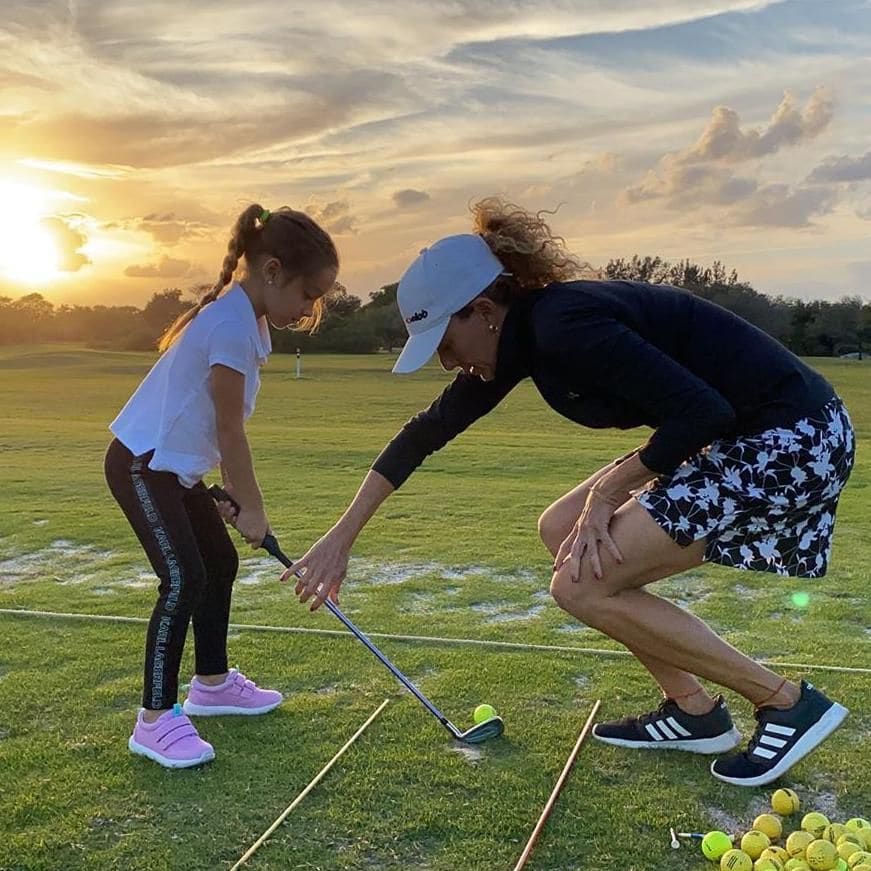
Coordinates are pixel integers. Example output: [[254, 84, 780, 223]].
[[208, 485, 461, 738]]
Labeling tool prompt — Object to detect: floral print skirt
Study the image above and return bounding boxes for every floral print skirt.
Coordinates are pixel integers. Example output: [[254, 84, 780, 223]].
[[635, 396, 855, 578]]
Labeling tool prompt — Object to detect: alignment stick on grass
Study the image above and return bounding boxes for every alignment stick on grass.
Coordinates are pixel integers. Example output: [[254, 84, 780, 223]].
[[513, 698, 602, 871], [230, 698, 389, 871]]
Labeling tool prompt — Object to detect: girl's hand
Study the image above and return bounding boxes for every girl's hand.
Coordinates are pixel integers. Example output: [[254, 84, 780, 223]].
[[214, 484, 239, 525], [554, 489, 623, 582], [234, 507, 270, 548], [283, 528, 350, 612]]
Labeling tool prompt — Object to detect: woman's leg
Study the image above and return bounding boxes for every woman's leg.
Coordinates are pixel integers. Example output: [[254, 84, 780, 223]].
[[540, 473, 714, 711], [544, 494, 799, 708]]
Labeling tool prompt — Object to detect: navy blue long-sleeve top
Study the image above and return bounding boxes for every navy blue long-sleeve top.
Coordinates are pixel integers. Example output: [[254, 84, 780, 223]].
[[372, 279, 834, 487]]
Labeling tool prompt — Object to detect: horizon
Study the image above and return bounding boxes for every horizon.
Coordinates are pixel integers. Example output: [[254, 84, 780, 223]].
[[1, 1, 869, 308]]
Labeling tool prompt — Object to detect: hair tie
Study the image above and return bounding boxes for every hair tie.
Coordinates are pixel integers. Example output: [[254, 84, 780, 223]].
[[259, 209, 271, 225]]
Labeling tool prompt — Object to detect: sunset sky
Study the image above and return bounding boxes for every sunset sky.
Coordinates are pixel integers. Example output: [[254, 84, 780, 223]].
[[1, 0, 869, 308]]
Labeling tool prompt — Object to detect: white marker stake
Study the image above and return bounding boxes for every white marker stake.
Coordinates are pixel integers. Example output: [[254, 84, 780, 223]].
[[295, 348, 302, 379]]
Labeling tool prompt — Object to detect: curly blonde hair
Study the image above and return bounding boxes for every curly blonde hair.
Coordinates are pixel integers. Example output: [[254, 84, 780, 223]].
[[158, 204, 338, 352], [471, 196, 600, 290]]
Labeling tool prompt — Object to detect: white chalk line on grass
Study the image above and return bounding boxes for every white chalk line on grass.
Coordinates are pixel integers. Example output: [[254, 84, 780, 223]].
[[2, 607, 870, 676]]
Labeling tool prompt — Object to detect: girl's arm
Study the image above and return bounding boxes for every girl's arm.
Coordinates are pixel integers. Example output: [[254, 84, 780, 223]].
[[211, 364, 269, 545]]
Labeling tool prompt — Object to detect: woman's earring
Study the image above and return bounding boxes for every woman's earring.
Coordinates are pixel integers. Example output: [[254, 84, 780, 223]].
[[488, 323, 498, 333]]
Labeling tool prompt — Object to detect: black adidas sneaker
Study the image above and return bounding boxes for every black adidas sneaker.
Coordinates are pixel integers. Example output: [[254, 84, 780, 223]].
[[711, 680, 848, 787], [592, 695, 742, 754]]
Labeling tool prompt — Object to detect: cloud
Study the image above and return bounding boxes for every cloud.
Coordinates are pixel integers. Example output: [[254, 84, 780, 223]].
[[304, 200, 358, 235], [680, 87, 834, 164], [622, 159, 758, 206], [136, 213, 212, 245], [727, 183, 838, 228], [124, 255, 192, 278], [392, 189, 431, 208], [619, 89, 836, 215], [40, 216, 90, 272], [808, 150, 871, 184]]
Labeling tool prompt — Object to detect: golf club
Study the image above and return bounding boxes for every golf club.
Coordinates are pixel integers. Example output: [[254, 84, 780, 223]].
[[208, 484, 504, 744]]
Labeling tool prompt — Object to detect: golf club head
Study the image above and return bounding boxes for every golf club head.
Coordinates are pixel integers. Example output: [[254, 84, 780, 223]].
[[457, 716, 504, 744]]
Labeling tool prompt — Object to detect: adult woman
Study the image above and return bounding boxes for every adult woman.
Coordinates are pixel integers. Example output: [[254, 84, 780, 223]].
[[286, 198, 854, 787]]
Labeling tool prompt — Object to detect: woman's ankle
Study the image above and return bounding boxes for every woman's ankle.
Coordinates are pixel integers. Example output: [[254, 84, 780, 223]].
[[671, 686, 717, 716]]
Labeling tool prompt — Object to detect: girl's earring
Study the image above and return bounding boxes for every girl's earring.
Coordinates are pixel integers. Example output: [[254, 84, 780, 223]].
[[488, 323, 498, 333]]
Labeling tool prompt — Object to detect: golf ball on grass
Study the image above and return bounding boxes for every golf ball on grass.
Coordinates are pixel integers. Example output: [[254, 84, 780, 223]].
[[806, 839, 838, 870], [721, 849, 754, 871], [773, 789, 802, 816], [755, 814, 784, 841], [473, 703, 496, 723], [743, 831, 773, 860], [703, 831, 734, 860], [755, 857, 785, 871], [804, 814, 831, 839]]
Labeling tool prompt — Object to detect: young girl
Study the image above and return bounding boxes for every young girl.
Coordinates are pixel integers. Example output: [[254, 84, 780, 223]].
[[105, 204, 338, 768], [288, 197, 854, 787]]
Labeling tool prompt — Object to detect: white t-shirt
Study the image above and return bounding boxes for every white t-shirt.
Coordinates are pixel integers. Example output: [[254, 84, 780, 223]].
[[110, 284, 272, 487]]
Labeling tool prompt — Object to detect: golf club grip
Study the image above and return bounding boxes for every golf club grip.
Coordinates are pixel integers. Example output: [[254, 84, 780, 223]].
[[207, 484, 295, 569]]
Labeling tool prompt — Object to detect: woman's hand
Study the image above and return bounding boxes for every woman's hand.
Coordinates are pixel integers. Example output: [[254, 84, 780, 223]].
[[283, 527, 351, 612], [554, 488, 624, 582]]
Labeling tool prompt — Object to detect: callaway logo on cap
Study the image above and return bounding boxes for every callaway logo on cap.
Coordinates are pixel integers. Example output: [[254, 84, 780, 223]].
[[393, 234, 505, 374]]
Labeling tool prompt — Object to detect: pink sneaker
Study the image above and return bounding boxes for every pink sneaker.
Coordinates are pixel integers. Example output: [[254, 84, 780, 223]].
[[128, 704, 215, 769], [182, 668, 283, 716]]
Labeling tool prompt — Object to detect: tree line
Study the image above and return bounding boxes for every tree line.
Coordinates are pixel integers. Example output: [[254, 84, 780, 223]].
[[2, 255, 869, 358]]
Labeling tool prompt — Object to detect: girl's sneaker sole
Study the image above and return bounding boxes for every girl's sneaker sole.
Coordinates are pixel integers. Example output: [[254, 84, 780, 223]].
[[182, 699, 282, 717], [710, 702, 849, 786], [593, 725, 743, 755], [128, 736, 215, 769]]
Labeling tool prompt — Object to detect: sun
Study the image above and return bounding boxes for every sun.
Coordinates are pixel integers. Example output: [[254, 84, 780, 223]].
[[0, 180, 62, 284]]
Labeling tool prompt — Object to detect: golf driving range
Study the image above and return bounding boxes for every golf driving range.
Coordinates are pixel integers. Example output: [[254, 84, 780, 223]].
[[1, 348, 868, 870]]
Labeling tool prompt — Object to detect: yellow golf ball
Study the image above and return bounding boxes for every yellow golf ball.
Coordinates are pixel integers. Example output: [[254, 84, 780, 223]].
[[806, 839, 838, 870], [803, 814, 832, 839], [772, 789, 802, 815], [703, 831, 734, 861], [787, 831, 816, 857], [473, 703, 497, 724], [755, 857, 785, 871], [839, 841, 864, 863], [743, 832, 774, 860], [722, 849, 755, 871], [755, 815, 785, 841]]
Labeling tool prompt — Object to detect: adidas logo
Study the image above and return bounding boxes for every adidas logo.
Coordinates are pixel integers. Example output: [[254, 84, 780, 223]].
[[751, 723, 796, 760], [644, 717, 693, 741]]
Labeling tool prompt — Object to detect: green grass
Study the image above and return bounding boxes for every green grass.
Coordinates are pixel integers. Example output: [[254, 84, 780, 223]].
[[1, 346, 869, 871]]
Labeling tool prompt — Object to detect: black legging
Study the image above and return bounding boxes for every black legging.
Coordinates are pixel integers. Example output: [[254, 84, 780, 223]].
[[104, 438, 239, 710]]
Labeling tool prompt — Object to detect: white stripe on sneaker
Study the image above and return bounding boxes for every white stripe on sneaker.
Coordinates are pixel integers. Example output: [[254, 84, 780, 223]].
[[764, 723, 796, 737], [656, 720, 679, 740], [666, 716, 692, 737], [645, 723, 665, 741], [752, 746, 778, 760], [759, 735, 788, 749]]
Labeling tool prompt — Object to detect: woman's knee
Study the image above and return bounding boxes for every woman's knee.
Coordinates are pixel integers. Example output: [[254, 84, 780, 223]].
[[548, 564, 608, 623], [538, 504, 573, 556]]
